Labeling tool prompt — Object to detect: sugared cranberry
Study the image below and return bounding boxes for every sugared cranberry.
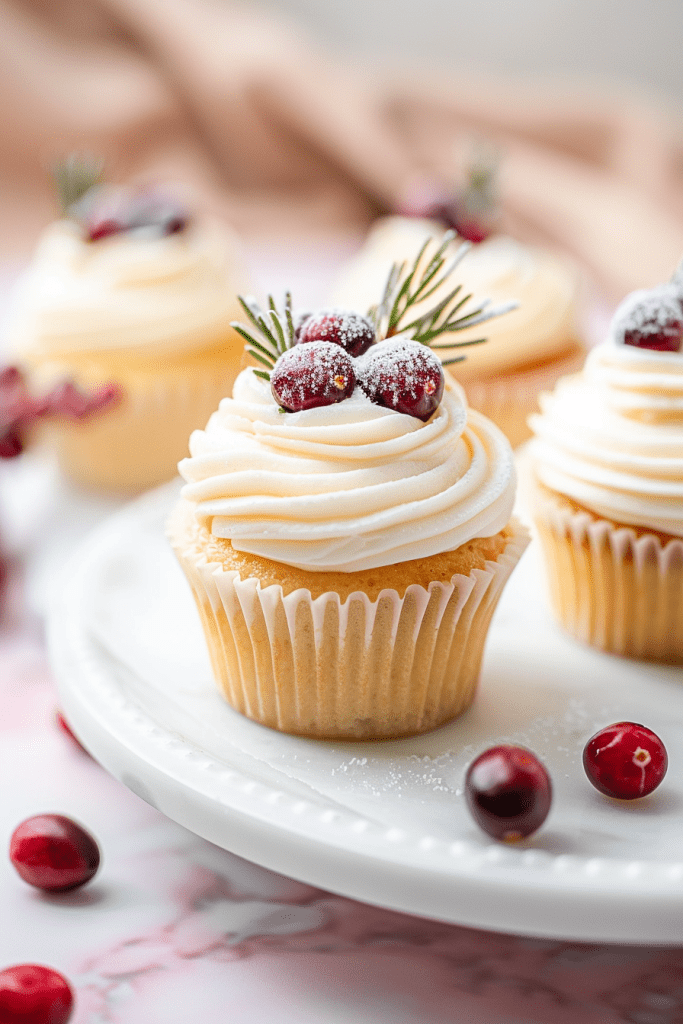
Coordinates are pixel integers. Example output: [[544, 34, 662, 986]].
[[297, 310, 376, 357], [0, 965, 73, 1024], [583, 722, 668, 799], [615, 287, 683, 352], [465, 745, 552, 841], [81, 187, 188, 242], [10, 814, 100, 892], [357, 338, 444, 421], [270, 341, 355, 412]]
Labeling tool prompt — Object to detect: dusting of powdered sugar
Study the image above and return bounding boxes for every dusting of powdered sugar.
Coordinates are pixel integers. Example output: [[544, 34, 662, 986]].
[[270, 340, 355, 410], [357, 337, 443, 401], [610, 284, 683, 346]]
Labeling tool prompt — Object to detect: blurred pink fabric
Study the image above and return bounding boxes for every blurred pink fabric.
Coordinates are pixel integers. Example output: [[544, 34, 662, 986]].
[[2, 0, 683, 299]]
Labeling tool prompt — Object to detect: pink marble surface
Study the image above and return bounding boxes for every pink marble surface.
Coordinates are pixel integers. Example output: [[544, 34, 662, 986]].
[[0, 564, 682, 1024]]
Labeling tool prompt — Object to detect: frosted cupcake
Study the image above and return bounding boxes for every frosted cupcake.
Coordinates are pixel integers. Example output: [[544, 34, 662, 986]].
[[333, 215, 584, 447], [169, 241, 529, 739], [530, 280, 683, 663], [7, 162, 249, 493]]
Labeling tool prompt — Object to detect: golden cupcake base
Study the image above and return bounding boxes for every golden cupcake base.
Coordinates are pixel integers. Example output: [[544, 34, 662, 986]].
[[168, 502, 529, 739], [533, 483, 683, 664]]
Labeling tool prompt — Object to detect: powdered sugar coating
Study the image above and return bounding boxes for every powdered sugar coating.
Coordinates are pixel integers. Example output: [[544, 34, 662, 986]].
[[271, 341, 356, 412], [297, 309, 376, 357], [357, 338, 445, 421], [612, 285, 683, 352]]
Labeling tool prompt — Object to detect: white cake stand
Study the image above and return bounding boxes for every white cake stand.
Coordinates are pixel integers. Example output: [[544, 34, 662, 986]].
[[48, 481, 683, 944]]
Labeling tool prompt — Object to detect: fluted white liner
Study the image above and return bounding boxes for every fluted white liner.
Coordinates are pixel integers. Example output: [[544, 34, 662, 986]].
[[534, 486, 683, 664], [170, 518, 529, 739]]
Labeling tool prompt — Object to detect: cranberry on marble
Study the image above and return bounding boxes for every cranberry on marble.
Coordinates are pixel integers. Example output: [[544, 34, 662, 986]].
[[297, 310, 376, 357], [357, 338, 444, 421], [270, 341, 355, 412], [10, 814, 100, 892], [465, 745, 552, 841], [0, 964, 73, 1024], [583, 722, 668, 800]]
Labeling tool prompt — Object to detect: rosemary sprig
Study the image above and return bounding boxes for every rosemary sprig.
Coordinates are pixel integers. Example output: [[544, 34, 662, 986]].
[[230, 293, 296, 381], [53, 152, 104, 215], [370, 232, 517, 364]]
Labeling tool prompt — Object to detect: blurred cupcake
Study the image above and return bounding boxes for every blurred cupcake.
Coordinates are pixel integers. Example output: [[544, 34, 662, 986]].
[[169, 241, 529, 739], [7, 158, 249, 494], [333, 215, 584, 448], [529, 279, 683, 663]]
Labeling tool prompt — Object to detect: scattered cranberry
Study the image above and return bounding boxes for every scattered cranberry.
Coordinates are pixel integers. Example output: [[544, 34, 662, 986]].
[[357, 339, 444, 421], [583, 722, 668, 800], [10, 814, 100, 892], [616, 287, 683, 352], [270, 341, 355, 412], [44, 380, 123, 421], [0, 965, 73, 1024], [465, 745, 552, 841], [292, 309, 313, 341], [297, 310, 376, 357]]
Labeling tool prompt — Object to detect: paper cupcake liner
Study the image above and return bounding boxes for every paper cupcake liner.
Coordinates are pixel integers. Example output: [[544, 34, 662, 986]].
[[170, 520, 529, 740], [43, 354, 241, 494], [533, 486, 683, 664], [453, 344, 585, 449]]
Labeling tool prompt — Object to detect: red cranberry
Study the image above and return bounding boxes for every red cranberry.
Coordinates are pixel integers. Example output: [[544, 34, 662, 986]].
[[616, 288, 683, 352], [270, 341, 355, 412], [0, 964, 73, 1024], [465, 745, 552, 841], [428, 200, 493, 243], [86, 218, 123, 242], [297, 310, 376, 357], [583, 722, 667, 800], [10, 814, 100, 892], [0, 426, 24, 458], [357, 339, 444, 421]]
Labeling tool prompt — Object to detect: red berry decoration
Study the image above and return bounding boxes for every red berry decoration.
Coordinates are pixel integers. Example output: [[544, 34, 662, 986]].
[[10, 814, 100, 892], [465, 745, 552, 842], [270, 341, 355, 412], [617, 288, 683, 353], [357, 339, 444, 421], [0, 965, 73, 1024], [297, 310, 376, 357], [583, 722, 668, 800]]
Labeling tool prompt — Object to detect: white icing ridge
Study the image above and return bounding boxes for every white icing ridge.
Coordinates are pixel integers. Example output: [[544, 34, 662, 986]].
[[332, 216, 580, 378], [530, 337, 683, 535], [179, 367, 516, 573], [7, 219, 247, 358]]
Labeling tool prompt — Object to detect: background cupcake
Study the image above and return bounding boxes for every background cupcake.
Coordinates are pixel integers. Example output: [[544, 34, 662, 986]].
[[333, 214, 584, 448], [6, 159, 250, 494], [529, 279, 683, 663], [169, 243, 529, 739]]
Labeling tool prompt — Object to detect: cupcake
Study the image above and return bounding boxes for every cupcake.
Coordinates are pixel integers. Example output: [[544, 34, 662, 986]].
[[7, 160, 249, 494], [333, 215, 584, 447], [529, 279, 683, 663], [169, 240, 529, 739]]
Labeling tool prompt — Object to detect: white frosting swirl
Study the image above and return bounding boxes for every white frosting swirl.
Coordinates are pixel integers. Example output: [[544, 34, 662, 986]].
[[179, 366, 516, 572], [332, 217, 581, 378], [7, 219, 247, 359], [530, 338, 683, 535]]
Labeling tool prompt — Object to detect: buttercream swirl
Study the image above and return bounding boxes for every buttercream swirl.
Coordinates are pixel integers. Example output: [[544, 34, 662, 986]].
[[7, 219, 247, 359], [530, 338, 683, 535], [332, 217, 581, 378], [179, 365, 516, 572]]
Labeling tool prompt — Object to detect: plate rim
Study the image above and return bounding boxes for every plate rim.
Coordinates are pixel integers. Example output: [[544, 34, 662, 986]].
[[48, 482, 683, 944]]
